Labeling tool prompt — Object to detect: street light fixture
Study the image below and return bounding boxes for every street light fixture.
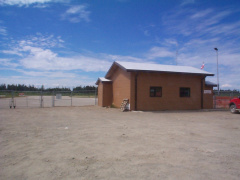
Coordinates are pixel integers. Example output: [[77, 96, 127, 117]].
[[214, 48, 219, 95]]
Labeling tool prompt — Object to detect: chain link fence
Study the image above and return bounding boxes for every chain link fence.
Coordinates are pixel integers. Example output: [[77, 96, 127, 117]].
[[213, 90, 240, 109], [2, 89, 239, 110], [0, 90, 97, 109]]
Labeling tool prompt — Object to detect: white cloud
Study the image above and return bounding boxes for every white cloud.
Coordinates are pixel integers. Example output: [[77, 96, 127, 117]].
[[0, 26, 7, 36], [66, 5, 83, 14], [62, 5, 91, 23], [162, 8, 236, 37], [202, 21, 240, 36], [18, 70, 77, 78], [2, 33, 64, 57], [0, 75, 96, 88], [219, 53, 240, 66], [190, 9, 213, 19], [181, 0, 195, 6], [1, 34, 148, 73], [160, 38, 179, 47], [19, 47, 111, 71], [184, 38, 219, 46], [33, 3, 49, 8], [221, 84, 232, 88], [147, 46, 175, 59], [0, 58, 19, 67], [0, 35, 102, 88], [2, 49, 23, 56], [17, 33, 64, 48], [215, 70, 240, 90], [0, 0, 65, 7]]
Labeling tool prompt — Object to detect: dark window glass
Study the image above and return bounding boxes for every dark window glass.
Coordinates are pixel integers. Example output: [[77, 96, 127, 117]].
[[180, 87, 190, 97], [150, 87, 162, 97]]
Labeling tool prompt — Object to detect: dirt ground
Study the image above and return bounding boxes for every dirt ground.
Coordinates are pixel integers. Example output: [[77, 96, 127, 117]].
[[0, 106, 240, 180]]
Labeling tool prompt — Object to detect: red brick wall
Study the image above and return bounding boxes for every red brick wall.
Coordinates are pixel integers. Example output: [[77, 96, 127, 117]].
[[203, 85, 214, 109], [102, 83, 112, 107], [110, 67, 131, 107], [97, 82, 113, 107], [130, 72, 137, 111], [131, 72, 203, 110], [214, 96, 231, 109], [97, 82, 103, 106]]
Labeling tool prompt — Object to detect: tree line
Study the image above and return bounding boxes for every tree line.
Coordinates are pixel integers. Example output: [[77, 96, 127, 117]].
[[0, 84, 97, 91]]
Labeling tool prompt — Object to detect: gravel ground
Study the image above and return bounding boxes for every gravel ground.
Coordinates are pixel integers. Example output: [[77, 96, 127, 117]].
[[0, 106, 240, 180]]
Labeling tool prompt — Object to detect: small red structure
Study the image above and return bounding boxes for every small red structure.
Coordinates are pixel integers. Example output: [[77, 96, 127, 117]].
[[19, 93, 25, 97]]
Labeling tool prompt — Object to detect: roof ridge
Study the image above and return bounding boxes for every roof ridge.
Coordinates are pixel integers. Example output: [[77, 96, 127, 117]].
[[105, 61, 214, 78]]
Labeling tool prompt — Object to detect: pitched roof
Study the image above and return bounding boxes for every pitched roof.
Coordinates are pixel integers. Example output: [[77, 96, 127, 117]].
[[95, 77, 112, 85], [113, 61, 214, 76], [205, 81, 217, 87]]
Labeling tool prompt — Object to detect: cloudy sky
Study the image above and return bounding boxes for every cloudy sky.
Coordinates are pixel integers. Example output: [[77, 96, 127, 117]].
[[0, 0, 239, 89]]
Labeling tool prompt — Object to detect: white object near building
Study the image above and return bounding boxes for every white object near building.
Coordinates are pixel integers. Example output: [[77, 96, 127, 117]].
[[204, 90, 212, 94], [56, 94, 62, 99]]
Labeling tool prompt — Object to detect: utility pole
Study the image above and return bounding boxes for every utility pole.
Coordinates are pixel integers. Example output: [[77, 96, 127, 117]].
[[214, 48, 219, 95]]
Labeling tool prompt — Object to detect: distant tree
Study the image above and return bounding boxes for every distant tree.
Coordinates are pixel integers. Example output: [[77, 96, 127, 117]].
[[7, 84, 17, 90], [0, 84, 7, 90], [73, 85, 83, 91], [73, 85, 97, 91], [2, 84, 98, 92], [45, 87, 71, 92]]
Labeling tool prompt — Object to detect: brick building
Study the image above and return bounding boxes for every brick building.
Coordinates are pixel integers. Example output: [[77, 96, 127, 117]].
[[96, 61, 216, 111]]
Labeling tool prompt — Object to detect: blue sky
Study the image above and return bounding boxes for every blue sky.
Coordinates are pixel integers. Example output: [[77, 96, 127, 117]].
[[0, 0, 240, 89]]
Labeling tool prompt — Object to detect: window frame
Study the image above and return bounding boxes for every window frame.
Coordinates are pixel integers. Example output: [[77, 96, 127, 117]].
[[150, 86, 162, 97], [179, 87, 191, 97]]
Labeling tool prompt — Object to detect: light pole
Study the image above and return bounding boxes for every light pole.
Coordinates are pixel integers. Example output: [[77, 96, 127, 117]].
[[214, 48, 219, 95]]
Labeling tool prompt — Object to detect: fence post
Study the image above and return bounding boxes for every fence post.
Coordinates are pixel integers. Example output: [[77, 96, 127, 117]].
[[52, 91, 55, 107], [10, 90, 14, 108], [40, 91, 43, 108], [95, 89, 97, 105], [213, 95, 216, 109], [71, 91, 73, 106], [26, 95, 28, 107]]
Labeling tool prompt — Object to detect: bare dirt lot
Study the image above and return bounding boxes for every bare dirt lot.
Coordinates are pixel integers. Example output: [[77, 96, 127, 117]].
[[0, 107, 240, 180]]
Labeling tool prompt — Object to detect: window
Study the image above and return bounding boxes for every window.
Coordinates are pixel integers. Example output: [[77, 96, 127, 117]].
[[180, 87, 190, 97], [150, 87, 162, 97]]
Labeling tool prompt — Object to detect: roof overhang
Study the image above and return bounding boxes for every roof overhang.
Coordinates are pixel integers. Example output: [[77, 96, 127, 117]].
[[205, 81, 218, 87], [105, 61, 214, 78], [95, 77, 112, 85], [105, 61, 126, 79], [125, 69, 214, 76]]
